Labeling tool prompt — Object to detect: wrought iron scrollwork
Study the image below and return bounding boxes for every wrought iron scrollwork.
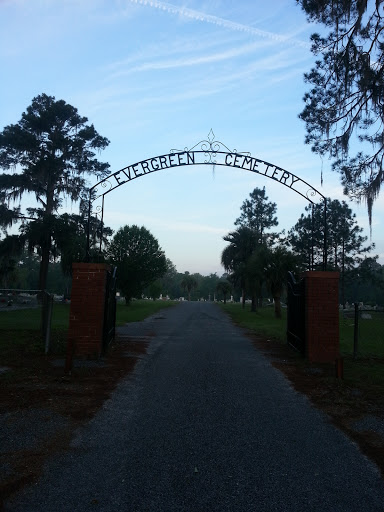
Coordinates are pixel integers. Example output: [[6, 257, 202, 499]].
[[93, 204, 103, 221], [170, 129, 250, 164], [305, 188, 318, 202], [85, 130, 328, 269], [92, 176, 113, 200]]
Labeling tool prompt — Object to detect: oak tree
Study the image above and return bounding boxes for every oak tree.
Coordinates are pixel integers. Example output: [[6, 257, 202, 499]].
[[107, 225, 167, 304]]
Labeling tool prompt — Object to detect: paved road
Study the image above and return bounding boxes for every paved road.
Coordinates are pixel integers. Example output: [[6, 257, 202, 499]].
[[5, 302, 384, 511]]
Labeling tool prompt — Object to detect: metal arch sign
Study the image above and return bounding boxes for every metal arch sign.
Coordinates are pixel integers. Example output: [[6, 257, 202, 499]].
[[90, 130, 325, 205], [87, 130, 327, 268]]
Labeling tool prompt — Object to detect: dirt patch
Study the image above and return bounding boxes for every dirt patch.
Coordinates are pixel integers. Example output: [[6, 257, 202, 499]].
[[0, 335, 149, 507], [250, 334, 384, 479]]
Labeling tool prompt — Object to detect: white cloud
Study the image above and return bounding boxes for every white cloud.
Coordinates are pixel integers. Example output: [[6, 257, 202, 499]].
[[105, 210, 228, 235], [125, 0, 311, 49], [107, 40, 277, 79], [92, 45, 310, 113]]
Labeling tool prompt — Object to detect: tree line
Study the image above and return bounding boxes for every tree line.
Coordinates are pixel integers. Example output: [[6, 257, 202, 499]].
[[1, 246, 232, 304], [0, 94, 383, 310], [0, 94, 229, 304], [220, 186, 382, 316]]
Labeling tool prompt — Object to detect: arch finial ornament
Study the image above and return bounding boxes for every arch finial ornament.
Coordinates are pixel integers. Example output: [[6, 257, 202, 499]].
[[170, 129, 250, 164]]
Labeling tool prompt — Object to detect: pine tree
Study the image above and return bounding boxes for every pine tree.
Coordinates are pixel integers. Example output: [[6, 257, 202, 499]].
[[235, 187, 278, 246], [0, 93, 110, 291], [288, 198, 375, 306], [297, 0, 384, 225]]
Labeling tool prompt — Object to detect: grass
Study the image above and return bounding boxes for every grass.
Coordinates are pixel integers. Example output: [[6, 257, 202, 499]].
[[0, 305, 71, 357], [0, 303, 71, 330], [115, 300, 177, 326], [219, 302, 384, 391], [339, 311, 384, 390], [0, 307, 43, 330], [340, 311, 384, 358], [0, 300, 177, 358], [0, 300, 177, 332], [219, 303, 287, 342], [220, 303, 384, 359], [343, 358, 384, 390]]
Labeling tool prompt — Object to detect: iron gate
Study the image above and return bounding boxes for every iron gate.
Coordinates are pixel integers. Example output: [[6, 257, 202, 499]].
[[287, 272, 306, 355], [103, 266, 117, 353]]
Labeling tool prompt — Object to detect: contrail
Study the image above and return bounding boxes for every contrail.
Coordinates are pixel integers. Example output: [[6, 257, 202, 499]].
[[127, 0, 311, 49]]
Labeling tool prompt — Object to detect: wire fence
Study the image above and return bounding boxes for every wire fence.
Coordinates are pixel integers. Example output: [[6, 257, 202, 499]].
[[0, 289, 57, 354], [340, 305, 384, 358], [0, 289, 41, 310]]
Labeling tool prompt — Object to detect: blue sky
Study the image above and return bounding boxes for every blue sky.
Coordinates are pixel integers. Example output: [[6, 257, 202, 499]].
[[1, 0, 383, 275]]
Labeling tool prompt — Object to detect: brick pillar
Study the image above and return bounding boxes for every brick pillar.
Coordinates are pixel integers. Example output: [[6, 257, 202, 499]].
[[305, 271, 339, 363], [67, 263, 110, 360]]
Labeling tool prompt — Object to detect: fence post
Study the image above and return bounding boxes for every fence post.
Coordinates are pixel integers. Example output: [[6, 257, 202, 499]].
[[353, 302, 359, 359]]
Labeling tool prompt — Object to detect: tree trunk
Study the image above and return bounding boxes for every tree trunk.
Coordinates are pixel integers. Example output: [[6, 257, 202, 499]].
[[259, 278, 264, 308], [38, 179, 54, 336], [39, 232, 51, 337], [223, 293, 227, 305], [39, 178, 55, 291], [39, 245, 50, 292], [251, 294, 257, 312], [273, 295, 282, 319], [341, 238, 345, 308], [241, 288, 245, 309]]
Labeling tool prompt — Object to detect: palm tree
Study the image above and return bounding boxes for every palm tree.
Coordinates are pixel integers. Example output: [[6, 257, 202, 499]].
[[216, 280, 232, 304], [221, 226, 258, 308], [245, 244, 269, 312], [264, 246, 299, 318], [180, 273, 198, 301]]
